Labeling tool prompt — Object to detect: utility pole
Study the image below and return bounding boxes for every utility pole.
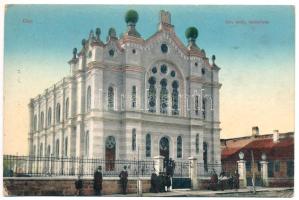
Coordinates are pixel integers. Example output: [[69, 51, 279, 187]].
[[251, 150, 256, 194]]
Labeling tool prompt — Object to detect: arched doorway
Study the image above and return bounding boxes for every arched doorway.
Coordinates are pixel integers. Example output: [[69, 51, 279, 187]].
[[160, 137, 170, 160], [105, 136, 116, 171]]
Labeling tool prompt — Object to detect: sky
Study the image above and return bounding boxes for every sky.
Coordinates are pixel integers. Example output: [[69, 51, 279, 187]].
[[3, 5, 295, 155]]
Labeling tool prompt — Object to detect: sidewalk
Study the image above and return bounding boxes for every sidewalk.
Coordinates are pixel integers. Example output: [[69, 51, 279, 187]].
[[103, 187, 294, 197]]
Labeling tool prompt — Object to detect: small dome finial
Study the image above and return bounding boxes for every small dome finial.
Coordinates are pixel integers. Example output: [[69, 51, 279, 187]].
[[212, 55, 216, 65], [185, 27, 198, 41], [125, 9, 139, 24], [81, 39, 86, 48], [72, 48, 77, 59], [95, 27, 101, 40]]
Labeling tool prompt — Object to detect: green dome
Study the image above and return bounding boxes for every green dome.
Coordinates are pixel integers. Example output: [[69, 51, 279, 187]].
[[185, 27, 198, 40], [125, 9, 139, 24]]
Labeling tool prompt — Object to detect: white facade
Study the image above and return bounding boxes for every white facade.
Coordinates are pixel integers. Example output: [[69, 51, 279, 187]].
[[28, 10, 222, 171]]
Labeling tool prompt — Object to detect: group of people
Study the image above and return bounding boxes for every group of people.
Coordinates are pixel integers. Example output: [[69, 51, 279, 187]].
[[208, 169, 240, 191], [75, 165, 128, 196], [150, 158, 176, 193]]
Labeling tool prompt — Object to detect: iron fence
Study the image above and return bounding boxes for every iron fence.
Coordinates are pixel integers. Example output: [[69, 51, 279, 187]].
[[3, 155, 155, 177], [197, 162, 223, 177], [173, 160, 189, 178]]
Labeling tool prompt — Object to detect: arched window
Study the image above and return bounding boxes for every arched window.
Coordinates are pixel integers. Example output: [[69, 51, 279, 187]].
[[132, 86, 136, 108], [148, 77, 156, 113], [33, 115, 37, 131], [195, 96, 199, 115], [160, 78, 168, 114], [86, 86, 91, 112], [146, 134, 151, 157], [172, 81, 179, 115], [196, 134, 199, 154], [40, 112, 44, 129], [177, 136, 182, 158], [108, 86, 114, 110], [55, 139, 60, 157], [56, 103, 61, 123], [65, 98, 69, 119], [84, 131, 89, 157], [203, 142, 208, 171], [48, 107, 52, 127], [132, 129, 136, 151], [105, 136, 116, 171], [33, 145, 36, 156], [64, 137, 68, 157], [47, 145, 51, 156], [202, 98, 206, 119], [40, 143, 43, 156]]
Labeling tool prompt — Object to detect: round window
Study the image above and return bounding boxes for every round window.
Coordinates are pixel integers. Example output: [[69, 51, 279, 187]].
[[152, 67, 157, 74], [161, 64, 168, 74], [170, 70, 176, 77], [109, 49, 114, 57], [161, 44, 168, 53]]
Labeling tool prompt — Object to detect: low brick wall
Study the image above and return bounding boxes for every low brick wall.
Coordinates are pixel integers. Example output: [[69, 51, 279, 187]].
[[4, 177, 151, 196], [198, 177, 246, 190], [268, 178, 294, 187]]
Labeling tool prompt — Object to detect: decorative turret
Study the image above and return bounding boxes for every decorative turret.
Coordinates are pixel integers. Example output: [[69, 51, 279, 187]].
[[212, 55, 216, 65], [81, 39, 86, 51], [107, 27, 118, 41], [72, 48, 77, 59], [124, 9, 141, 37], [158, 10, 174, 32], [77, 38, 87, 57], [95, 27, 101, 41], [89, 29, 95, 40]]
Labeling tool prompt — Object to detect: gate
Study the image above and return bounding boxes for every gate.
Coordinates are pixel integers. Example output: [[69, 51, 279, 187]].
[[172, 160, 191, 189], [246, 161, 262, 186]]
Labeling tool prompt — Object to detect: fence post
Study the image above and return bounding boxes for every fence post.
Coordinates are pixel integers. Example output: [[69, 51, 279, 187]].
[[188, 157, 198, 190], [237, 159, 247, 188], [153, 155, 164, 174], [260, 161, 269, 187]]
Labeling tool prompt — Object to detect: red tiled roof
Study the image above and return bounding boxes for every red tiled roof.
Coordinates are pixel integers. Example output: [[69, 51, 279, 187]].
[[221, 138, 294, 162]]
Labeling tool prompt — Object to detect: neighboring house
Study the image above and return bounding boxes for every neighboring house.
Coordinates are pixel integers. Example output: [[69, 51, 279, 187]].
[[27, 10, 222, 174], [221, 127, 294, 187]]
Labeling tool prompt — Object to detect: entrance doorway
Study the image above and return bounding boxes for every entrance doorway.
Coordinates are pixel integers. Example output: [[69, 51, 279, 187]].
[[160, 137, 170, 160], [105, 136, 116, 171]]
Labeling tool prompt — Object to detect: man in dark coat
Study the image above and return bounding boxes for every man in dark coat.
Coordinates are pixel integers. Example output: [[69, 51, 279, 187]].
[[158, 172, 166, 192], [150, 171, 158, 193], [166, 158, 175, 190], [93, 166, 103, 195], [75, 175, 83, 196], [119, 166, 128, 194], [234, 170, 240, 190], [165, 174, 171, 192]]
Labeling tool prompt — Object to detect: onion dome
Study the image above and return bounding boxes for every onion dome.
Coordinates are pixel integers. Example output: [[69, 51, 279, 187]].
[[185, 26, 198, 42], [124, 9, 141, 38], [125, 9, 139, 24]]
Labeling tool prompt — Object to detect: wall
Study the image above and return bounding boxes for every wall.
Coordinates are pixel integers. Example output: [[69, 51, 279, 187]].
[[4, 177, 151, 196]]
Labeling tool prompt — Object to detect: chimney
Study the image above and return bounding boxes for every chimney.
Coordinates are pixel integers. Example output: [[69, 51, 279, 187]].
[[273, 130, 279, 143], [252, 126, 259, 137]]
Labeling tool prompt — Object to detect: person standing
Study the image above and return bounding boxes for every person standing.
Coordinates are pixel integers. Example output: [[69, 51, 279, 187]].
[[235, 170, 240, 190], [119, 166, 128, 194], [219, 171, 225, 191], [75, 175, 83, 196], [93, 166, 103, 196], [166, 158, 175, 190]]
